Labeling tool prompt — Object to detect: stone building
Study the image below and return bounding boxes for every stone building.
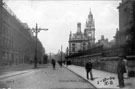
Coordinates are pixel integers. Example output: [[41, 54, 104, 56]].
[[69, 10, 95, 55], [0, 1, 44, 65], [96, 35, 112, 48], [116, 0, 135, 55]]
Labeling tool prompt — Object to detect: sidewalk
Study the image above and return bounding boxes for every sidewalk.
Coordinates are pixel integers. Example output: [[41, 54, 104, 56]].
[[65, 65, 135, 89], [0, 64, 48, 80]]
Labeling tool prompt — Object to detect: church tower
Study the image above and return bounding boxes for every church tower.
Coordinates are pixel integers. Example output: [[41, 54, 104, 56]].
[[84, 9, 95, 48]]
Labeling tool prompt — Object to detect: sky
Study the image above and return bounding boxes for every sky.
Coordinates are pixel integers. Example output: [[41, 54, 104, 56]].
[[4, 0, 121, 54]]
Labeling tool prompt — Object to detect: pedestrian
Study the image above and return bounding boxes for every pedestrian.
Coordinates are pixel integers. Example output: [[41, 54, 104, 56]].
[[117, 56, 126, 88], [123, 56, 129, 78], [51, 58, 56, 69], [85, 60, 94, 80], [57, 60, 62, 67], [60, 61, 62, 68]]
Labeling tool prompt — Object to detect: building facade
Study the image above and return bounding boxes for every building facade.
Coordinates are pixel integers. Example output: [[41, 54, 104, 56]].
[[69, 10, 95, 55], [116, 0, 135, 55], [66, 1, 135, 75], [0, 1, 44, 65]]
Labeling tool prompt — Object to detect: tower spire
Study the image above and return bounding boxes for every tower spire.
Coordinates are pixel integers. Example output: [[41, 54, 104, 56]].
[[69, 31, 72, 39]]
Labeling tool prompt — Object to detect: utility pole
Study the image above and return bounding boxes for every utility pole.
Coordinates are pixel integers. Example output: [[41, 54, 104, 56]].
[[32, 23, 48, 68], [61, 45, 62, 67]]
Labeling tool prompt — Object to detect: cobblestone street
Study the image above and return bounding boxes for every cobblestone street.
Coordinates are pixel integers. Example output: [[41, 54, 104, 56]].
[[0, 64, 96, 89]]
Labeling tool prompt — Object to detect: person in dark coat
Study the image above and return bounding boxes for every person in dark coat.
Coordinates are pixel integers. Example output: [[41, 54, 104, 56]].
[[123, 56, 129, 78], [85, 60, 94, 80], [51, 59, 56, 69], [117, 56, 126, 88]]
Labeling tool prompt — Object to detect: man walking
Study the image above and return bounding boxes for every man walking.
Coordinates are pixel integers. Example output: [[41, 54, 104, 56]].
[[117, 56, 126, 88], [123, 56, 129, 78], [85, 60, 94, 80], [51, 58, 56, 69]]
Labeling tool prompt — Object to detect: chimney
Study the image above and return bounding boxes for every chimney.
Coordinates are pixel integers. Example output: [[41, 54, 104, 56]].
[[101, 35, 104, 40], [77, 22, 81, 33]]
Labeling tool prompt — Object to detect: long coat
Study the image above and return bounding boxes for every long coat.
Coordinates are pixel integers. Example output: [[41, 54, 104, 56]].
[[117, 60, 126, 74]]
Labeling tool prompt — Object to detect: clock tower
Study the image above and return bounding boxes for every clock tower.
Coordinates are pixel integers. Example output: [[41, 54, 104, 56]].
[[84, 9, 95, 48]]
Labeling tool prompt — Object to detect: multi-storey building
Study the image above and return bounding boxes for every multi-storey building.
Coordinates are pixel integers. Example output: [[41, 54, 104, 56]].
[[0, 1, 44, 65], [69, 9, 95, 55], [116, 0, 135, 55]]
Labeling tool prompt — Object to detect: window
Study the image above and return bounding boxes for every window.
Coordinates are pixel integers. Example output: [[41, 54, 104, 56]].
[[72, 44, 75, 52], [83, 43, 86, 50]]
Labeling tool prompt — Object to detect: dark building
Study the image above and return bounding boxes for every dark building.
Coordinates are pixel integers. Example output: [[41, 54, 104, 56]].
[[0, 1, 44, 65], [116, 0, 135, 55]]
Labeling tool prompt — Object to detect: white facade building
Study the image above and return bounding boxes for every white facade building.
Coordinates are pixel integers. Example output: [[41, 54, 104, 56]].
[[69, 9, 95, 55]]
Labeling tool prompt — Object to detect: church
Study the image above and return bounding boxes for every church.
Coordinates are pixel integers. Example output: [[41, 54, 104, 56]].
[[69, 9, 95, 55]]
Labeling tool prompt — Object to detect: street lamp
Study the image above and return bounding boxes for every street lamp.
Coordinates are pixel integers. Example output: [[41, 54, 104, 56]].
[[32, 23, 48, 68], [61, 45, 62, 67]]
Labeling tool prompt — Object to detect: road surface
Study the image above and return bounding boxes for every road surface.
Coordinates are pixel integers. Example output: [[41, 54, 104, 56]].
[[0, 64, 96, 89]]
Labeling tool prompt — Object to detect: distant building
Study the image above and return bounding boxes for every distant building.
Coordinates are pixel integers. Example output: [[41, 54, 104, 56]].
[[109, 39, 116, 47], [116, 0, 135, 55], [69, 9, 95, 55], [96, 35, 110, 48], [96, 35, 116, 48]]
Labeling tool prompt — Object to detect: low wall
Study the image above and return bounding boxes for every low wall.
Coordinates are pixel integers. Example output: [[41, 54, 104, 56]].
[[70, 56, 135, 76], [71, 57, 119, 73], [93, 59, 118, 73]]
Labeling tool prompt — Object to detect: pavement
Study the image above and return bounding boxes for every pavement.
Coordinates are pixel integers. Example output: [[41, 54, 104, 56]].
[[64, 64, 135, 89], [0, 64, 48, 80]]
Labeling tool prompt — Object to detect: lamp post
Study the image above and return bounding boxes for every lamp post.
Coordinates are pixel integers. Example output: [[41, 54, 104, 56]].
[[32, 23, 48, 68], [61, 45, 62, 67]]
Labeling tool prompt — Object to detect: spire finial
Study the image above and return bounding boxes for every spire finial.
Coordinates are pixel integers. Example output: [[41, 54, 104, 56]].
[[70, 31, 72, 36], [69, 31, 72, 39]]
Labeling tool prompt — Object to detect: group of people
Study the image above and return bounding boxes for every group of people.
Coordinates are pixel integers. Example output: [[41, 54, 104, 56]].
[[51, 56, 127, 88], [51, 59, 65, 69], [84, 55, 128, 88], [51, 59, 72, 69]]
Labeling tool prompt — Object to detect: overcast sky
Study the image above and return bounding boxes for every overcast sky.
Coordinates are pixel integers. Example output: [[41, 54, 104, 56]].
[[5, 0, 121, 54]]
